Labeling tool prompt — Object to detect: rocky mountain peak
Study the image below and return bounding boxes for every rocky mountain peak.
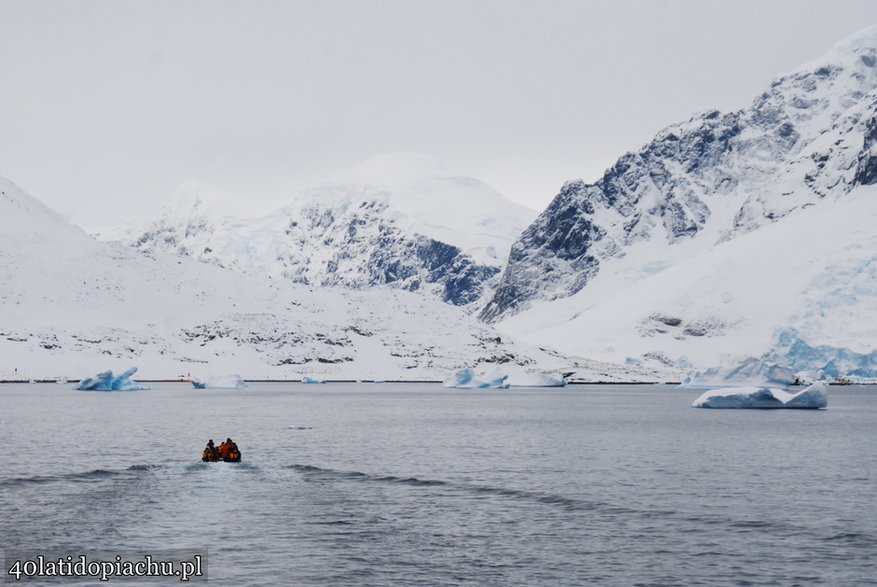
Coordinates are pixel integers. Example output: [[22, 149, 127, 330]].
[[481, 27, 877, 324]]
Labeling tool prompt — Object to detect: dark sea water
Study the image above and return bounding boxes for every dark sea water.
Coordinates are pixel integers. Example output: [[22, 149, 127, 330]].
[[1, 383, 875, 586]]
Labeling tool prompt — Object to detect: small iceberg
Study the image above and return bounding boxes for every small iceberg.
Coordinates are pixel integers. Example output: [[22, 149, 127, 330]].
[[76, 367, 149, 391], [443, 368, 566, 388], [301, 377, 325, 384], [191, 374, 247, 389], [443, 368, 509, 389], [692, 382, 827, 409], [507, 372, 567, 387]]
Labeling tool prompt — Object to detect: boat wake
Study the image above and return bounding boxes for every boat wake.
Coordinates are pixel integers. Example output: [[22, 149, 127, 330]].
[[0, 464, 163, 489], [286, 463, 626, 514]]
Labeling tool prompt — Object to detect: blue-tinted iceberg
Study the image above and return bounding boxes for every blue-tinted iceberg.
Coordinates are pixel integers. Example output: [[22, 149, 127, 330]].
[[76, 367, 148, 391], [443, 368, 509, 389], [692, 382, 827, 409], [192, 374, 247, 389], [768, 329, 877, 382], [681, 358, 796, 389], [301, 377, 325, 384]]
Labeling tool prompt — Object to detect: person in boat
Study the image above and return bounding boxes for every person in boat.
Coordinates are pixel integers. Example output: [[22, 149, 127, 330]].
[[223, 439, 241, 462], [218, 438, 230, 460], [201, 439, 219, 462]]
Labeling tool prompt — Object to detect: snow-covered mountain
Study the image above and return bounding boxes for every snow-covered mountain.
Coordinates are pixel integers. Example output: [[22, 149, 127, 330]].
[[0, 176, 657, 382], [108, 153, 536, 308], [484, 26, 877, 377]]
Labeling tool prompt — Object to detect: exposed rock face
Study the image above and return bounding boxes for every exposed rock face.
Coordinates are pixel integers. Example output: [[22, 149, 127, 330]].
[[481, 34, 877, 322], [113, 154, 534, 310]]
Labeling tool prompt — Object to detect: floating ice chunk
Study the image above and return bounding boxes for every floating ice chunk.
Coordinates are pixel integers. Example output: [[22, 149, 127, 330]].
[[301, 377, 325, 384], [443, 368, 509, 389], [76, 367, 149, 391], [443, 368, 477, 388], [191, 374, 247, 389], [682, 358, 796, 389], [692, 382, 827, 409], [480, 372, 510, 389], [76, 371, 112, 390], [507, 372, 567, 387]]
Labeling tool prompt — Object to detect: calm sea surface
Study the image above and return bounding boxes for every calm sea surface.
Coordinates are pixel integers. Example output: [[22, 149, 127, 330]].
[[1, 383, 875, 585]]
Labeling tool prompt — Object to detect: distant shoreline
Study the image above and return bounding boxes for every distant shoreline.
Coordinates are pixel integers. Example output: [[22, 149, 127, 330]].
[[3, 380, 872, 386], [0, 378, 661, 385]]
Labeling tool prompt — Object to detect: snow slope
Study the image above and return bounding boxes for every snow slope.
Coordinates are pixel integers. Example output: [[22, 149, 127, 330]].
[[499, 186, 877, 371], [487, 26, 877, 376], [0, 177, 658, 382], [106, 153, 536, 309]]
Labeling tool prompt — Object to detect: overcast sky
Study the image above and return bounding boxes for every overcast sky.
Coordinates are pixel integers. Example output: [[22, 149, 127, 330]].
[[3, 0, 877, 230]]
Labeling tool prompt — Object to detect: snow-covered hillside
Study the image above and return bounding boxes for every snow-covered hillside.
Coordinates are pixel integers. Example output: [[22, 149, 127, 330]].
[[499, 185, 877, 373], [486, 26, 877, 377], [0, 177, 657, 382], [107, 153, 536, 309]]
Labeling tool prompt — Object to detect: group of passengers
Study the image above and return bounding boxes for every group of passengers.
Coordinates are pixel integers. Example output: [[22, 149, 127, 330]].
[[202, 438, 241, 462]]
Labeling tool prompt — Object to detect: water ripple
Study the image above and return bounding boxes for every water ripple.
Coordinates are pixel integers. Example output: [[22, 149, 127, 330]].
[[0, 464, 162, 488], [284, 461, 877, 558]]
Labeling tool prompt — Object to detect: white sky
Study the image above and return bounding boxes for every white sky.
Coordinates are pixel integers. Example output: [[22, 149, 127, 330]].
[[3, 0, 877, 230]]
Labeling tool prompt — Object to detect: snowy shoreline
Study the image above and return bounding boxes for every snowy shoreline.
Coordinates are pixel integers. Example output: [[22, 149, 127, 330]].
[[4, 379, 874, 386]]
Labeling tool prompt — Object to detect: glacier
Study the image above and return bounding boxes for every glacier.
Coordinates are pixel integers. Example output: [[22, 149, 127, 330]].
[[681, 358, 796, 389], [692, 382, 828, 409], [76, 367, 148, 391], [767, 329, 877, 381]]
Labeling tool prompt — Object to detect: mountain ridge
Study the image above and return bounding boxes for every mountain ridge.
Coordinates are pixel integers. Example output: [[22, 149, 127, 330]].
[[106, 153, 536, 309], [484, 26, 877, 377], [1, 176, 663, 382], [482, 34, 877, 321]]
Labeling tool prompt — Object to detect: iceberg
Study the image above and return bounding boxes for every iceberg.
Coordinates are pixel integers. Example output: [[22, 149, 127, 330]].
[[681, 358, 796, 389], [301, 377, 325, 384], [191, 374, 247, 389], [442, 368, 566, 388], [76, 367, 149, 391], [692, 382, 827, 409], [443, 368, 509, 389], [507, 372, 567, 387]]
